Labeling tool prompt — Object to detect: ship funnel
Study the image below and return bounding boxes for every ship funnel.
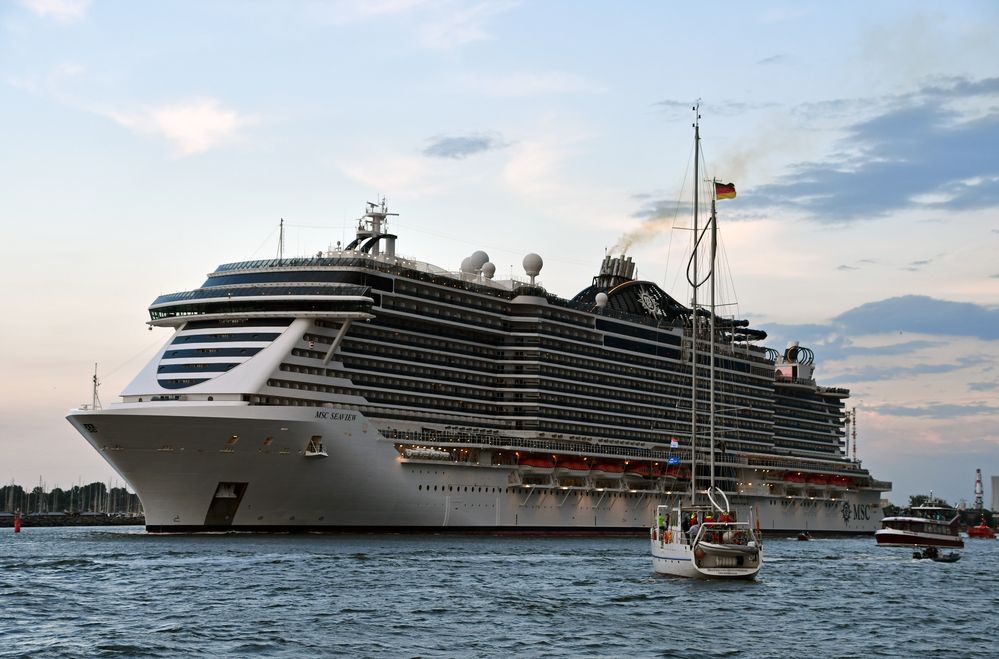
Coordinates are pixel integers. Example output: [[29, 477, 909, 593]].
[[593, 254, 635, 288]]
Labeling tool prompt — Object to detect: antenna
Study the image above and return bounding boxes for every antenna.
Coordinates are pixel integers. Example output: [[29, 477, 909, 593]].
[[92, 363, 102, 411], [277, 218, 285, 260], [851, 406, 857, 462]]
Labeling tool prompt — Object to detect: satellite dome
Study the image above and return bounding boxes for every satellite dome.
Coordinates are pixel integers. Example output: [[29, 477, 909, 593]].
[[470, 250, 490, 269], [460, 256, 475, 274], [482, 262, 496, 279], [595, 292, 609, 308], [523, 253, 543, 277]]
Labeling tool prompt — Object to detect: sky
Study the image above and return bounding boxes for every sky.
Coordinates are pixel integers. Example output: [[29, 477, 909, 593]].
[[1, 0, 998, 507]]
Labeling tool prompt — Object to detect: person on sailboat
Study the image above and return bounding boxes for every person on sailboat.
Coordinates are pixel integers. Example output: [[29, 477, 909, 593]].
[[688, 519, 701, 544]]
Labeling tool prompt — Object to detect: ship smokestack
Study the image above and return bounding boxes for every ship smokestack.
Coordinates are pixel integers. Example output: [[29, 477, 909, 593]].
[[593, 255, 635, 289]]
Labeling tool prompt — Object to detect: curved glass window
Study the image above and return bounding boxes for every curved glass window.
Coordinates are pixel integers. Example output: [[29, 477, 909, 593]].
[[158, 363, 239, 373], [183, 318, 293, 330], [152, 285, 370, 306], [163, 347, 263, 358], [157, 378, 209, 389], [203, 271, 393, 291], [171, 333, 281, 345], [151, 298, 375, 321]]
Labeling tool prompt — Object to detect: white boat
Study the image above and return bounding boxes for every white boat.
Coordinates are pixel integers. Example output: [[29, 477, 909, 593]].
[[650, 110, 763, 578], [875, 504, 964, 549], [650, 495, 763, 579]]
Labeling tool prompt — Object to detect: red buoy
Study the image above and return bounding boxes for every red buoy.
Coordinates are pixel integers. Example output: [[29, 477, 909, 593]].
[[13, 511, 21, 533]]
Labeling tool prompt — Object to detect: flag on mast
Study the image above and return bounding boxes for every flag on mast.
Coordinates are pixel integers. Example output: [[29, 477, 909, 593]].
[[715, 181, 736, 200]]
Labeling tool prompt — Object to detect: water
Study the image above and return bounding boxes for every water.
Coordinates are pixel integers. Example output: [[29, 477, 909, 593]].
[[1, 528, 996, 658]]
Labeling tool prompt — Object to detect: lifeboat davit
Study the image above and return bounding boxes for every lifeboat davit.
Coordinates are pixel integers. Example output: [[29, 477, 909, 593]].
[[517, 455, 555, 475], [590, 462, 625, 479], [556, 458, 590, 478]]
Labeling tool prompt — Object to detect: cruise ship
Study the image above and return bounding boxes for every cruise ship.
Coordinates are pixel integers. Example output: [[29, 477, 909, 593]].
[[66, 200, 890, 533]]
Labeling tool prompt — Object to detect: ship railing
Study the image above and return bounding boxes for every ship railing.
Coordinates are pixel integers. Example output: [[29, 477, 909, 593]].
[[774, 375, 816, 387], [745, 456, 866, 473], [385, 427, 701, 463]]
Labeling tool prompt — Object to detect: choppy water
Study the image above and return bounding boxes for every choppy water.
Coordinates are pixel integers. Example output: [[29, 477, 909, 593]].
[[1, 527, 996, 658]]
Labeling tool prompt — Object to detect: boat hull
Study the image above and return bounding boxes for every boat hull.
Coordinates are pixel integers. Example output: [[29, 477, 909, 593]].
[[67, 403, 884, 533], [650, 538, 761, 579], [874, 530, 964, 548]]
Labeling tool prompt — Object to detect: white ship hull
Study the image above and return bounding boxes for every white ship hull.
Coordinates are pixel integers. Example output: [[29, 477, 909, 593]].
[[67, 404, 883, 533]]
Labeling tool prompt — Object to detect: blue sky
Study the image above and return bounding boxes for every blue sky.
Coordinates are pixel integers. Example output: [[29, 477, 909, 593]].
[[2, 1, 998, 506]]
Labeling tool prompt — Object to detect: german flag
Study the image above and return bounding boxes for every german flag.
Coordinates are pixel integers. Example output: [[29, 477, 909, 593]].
[[715, 182, 736, 200]]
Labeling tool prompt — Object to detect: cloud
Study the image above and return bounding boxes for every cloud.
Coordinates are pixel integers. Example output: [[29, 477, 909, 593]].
[[105, 99, 254, 156], [826, 359, 976, 385], [744, 76, 999, 222], [759, 296, 999, 369], [339, 152, 439, 193], [834, 295, 999, 340], [872, 402, 999, 418], [417, 0, 517, 49], [459, 71, 605, 97], [904, 258, 932, 271], [968, 381, 999, 392], [314, 0, 518, 50], [422, 133, 506, 159], [653, 98, 777, 119], [757, 54, 788, 66], [19, 0, 90, 22]]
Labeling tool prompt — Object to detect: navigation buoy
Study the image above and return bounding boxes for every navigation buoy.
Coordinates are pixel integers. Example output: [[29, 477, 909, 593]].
[[14, 511, 21, 533]]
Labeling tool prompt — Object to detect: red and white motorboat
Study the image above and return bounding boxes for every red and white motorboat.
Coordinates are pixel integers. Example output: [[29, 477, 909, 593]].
[[875, 505, 964, 549]]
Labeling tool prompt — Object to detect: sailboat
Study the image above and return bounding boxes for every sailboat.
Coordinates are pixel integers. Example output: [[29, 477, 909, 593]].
[[650, 107, 763, 579]]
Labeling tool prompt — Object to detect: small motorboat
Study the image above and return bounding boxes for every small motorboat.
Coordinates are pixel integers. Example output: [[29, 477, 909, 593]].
[[967, 517, 996, 539], [797, 531, 811, 541], [913, 546, 961, 562]]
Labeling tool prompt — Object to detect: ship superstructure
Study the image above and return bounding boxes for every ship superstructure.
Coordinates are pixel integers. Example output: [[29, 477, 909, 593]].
[[67, 200, 889, 532]]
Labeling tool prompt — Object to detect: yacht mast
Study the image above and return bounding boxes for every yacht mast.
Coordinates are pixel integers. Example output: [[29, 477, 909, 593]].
[[709, 184, 718, 492], [690, 103, 700, 504]]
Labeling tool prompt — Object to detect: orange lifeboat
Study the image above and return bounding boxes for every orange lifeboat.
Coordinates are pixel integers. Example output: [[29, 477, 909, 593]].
[[517, 455, 555, 475], [967, 518, 996, 539], [591, 462, 625, 479]]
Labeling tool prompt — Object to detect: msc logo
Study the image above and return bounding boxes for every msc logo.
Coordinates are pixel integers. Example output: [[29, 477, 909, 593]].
[[83, 423, 98, 433], [841, 502, 872, 525]]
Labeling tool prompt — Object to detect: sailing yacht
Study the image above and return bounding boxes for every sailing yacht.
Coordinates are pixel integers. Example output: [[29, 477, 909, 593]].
[[650, 109, 763, 578]]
